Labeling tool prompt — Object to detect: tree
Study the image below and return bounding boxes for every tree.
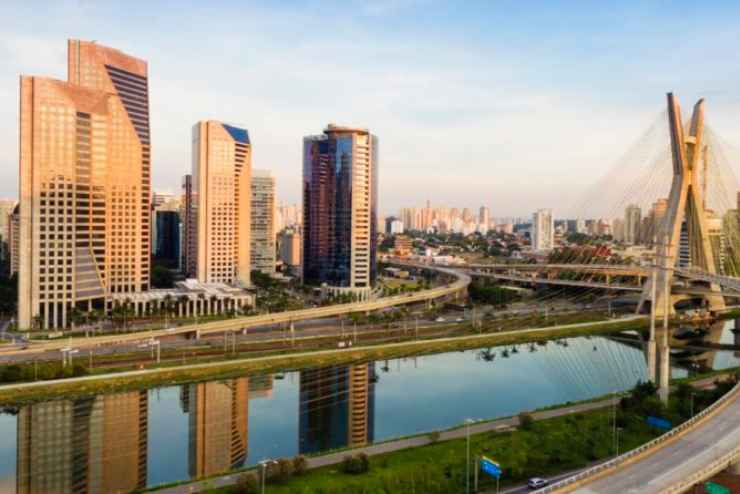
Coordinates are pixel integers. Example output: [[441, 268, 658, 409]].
[[151, 264, 174, 288], [234, 473, 259, 493]]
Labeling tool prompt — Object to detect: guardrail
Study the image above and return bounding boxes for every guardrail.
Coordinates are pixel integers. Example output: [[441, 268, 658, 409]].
[[661, 446, 740, 494], [540, 380, 740, 493]]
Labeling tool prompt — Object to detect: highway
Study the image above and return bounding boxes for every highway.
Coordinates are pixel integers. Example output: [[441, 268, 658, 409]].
[[0, 263, 469, 358]]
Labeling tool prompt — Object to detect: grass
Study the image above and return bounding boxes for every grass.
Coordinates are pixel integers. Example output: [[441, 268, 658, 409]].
[[0, 316, 644, 405], [190, 409, 660, 494]]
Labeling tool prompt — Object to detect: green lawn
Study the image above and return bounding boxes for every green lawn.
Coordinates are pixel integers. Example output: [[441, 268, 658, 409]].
[[194, 408, 661, 494]]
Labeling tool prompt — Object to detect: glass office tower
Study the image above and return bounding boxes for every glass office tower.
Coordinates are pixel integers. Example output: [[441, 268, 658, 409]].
[[302, 125, 378, 300]]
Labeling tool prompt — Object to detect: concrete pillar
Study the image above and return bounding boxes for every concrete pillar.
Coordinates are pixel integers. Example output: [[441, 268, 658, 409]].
[[647, 339, 657, 384], [658, 333, 670, 403], [728, 461, 740, 475]]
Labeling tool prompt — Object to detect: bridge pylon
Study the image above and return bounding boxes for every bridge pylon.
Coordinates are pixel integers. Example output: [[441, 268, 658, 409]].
[[638, 93, 726, 317]]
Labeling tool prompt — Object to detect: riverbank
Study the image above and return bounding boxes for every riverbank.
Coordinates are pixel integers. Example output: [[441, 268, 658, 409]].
[[146, 376, 736, 494], [0, 315, 646, 404]]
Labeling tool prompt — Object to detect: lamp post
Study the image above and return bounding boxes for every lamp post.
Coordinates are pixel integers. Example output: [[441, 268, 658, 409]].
[[690, 392, 695, 418], [259, 459, 277, 494], [616, 427, 623, 457], [466, 418, 475, 494]]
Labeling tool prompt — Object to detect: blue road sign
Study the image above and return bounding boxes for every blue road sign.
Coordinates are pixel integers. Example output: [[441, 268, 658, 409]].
[[480, 457, 502, 478], [646, 416, 672, 430]]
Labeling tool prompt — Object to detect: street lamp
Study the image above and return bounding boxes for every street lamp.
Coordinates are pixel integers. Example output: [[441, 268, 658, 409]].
[[465, 418, 475, 494], [259, 459, 278, 494], [616, 427, 623, 456], [690, 392, 696, 418]]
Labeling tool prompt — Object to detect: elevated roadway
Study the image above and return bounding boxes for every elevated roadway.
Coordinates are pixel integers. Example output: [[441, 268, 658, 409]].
[[543, 382, 740, 493], [2, 263, 470, 357]]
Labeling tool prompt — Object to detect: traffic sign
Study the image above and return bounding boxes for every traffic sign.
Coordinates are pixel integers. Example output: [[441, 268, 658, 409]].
[[480, 456, 501, 479]]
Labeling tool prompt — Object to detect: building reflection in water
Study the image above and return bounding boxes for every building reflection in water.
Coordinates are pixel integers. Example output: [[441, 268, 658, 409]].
[[16, 391, 148, 494], [299, 364, 376, 454], [186, 378, 249, 478]]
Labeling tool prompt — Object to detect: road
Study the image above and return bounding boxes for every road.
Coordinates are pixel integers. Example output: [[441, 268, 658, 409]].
[[0, 264, 470, 357], [570, 386, 740, 493]]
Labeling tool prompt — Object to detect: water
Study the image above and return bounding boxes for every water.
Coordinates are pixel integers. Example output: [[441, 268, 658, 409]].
[[0, 326, 737, 493]]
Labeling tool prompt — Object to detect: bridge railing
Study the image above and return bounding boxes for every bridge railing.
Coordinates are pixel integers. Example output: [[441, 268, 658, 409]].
[[661, 445, 740, 494], [539, 379, 740, 493]]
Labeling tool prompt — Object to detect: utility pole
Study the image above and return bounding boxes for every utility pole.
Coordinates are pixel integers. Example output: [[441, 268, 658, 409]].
[[466, 419, 472, 494]]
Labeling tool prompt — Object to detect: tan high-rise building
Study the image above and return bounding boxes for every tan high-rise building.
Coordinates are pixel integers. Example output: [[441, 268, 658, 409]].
[[191, 121, 251, 286], [18, 40, 151, 330], [250, 169, 275, 274], [624, 204, 642, 244], [8, 205, 20, 276]]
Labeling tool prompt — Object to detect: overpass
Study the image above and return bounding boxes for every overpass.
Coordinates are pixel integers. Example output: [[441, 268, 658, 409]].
[[3, 263, 470, 357], [542, 381, 740, 493]]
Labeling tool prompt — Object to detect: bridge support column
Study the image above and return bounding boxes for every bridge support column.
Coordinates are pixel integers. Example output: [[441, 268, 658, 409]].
[[290, 321, 295, 346], [657, 331, 670, 403], [647, 339, 657, 384], [728, 461, 740, 475]]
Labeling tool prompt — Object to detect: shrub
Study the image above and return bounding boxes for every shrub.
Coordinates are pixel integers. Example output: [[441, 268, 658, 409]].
[[341, 453, 370, 474], [274, 458, 294, 483], [518, 412, 534, 430], [428, 430, 441, 443], [292, 455, 308, 476], [234, 473, 259, 494]]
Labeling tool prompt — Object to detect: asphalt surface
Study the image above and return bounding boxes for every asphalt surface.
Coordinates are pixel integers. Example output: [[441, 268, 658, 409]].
[[572, 387, 740, 493]]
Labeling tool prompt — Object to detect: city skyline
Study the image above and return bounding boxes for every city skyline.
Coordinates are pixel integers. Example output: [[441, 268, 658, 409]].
[[3, 2, 740, 215]]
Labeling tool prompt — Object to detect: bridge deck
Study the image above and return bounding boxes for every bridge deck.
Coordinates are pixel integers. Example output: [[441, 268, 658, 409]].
[[572, 391, 740, 493]]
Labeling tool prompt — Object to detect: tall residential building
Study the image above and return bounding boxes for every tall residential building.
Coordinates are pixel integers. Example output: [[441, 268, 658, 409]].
[[624, 204, 642, 244], [18, 40, 151, 330], [302, 125, 378, 299], [278, 228, 301, 270], [182, 174, 197, 278], [532, 209, 554, 251], [8, 205, 20, 276], [191, 121, 252, 286], [479, 206, 491, 229], [0, 199, 17, 268], [250, 169, 276, 274]]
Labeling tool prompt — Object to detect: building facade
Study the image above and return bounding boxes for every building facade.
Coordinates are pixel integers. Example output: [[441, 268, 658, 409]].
[[624, 204, 642, 244], [250, 169, 276, 274], [190, 121, 251, 286], [302, 125, 378, 299], [18, 40, 151, 329], [182, 174, 197, 278], [532, 209, 554, 251], [278, 228, 301, 271]]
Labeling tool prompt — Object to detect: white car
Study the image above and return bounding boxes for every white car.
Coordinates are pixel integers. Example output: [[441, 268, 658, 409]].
[[435, 317, 445, 322], [528, 478, 549, 489]]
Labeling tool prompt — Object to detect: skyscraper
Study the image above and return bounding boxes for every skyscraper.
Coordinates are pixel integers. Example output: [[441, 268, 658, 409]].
[[624, 204, 642, 244], [18, 40, 151, 329], [532, 209, 554, 251], [479, 206, 491, 230], [250, 169, 276, 274], [302, 125, 378, 300], [182, 174, 197, 278], [191, 121, 252, 286]]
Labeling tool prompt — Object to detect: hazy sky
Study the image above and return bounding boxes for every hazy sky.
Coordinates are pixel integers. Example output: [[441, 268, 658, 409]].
[[2, 0, 740, 216]]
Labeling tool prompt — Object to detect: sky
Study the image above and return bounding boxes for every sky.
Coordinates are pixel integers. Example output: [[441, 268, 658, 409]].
[[1, 0, 740, 217]]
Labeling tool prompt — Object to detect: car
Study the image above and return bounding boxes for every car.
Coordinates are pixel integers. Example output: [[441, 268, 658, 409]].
[[455, 317, 464, 322], [528, 477, 549, 489], [435, 317, 445, 322]]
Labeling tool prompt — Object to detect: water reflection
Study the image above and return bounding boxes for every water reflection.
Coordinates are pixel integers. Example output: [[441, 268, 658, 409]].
[[299, 364, 375, 454], [2, 327, 738, 493], [16, 391, 148, 494]]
